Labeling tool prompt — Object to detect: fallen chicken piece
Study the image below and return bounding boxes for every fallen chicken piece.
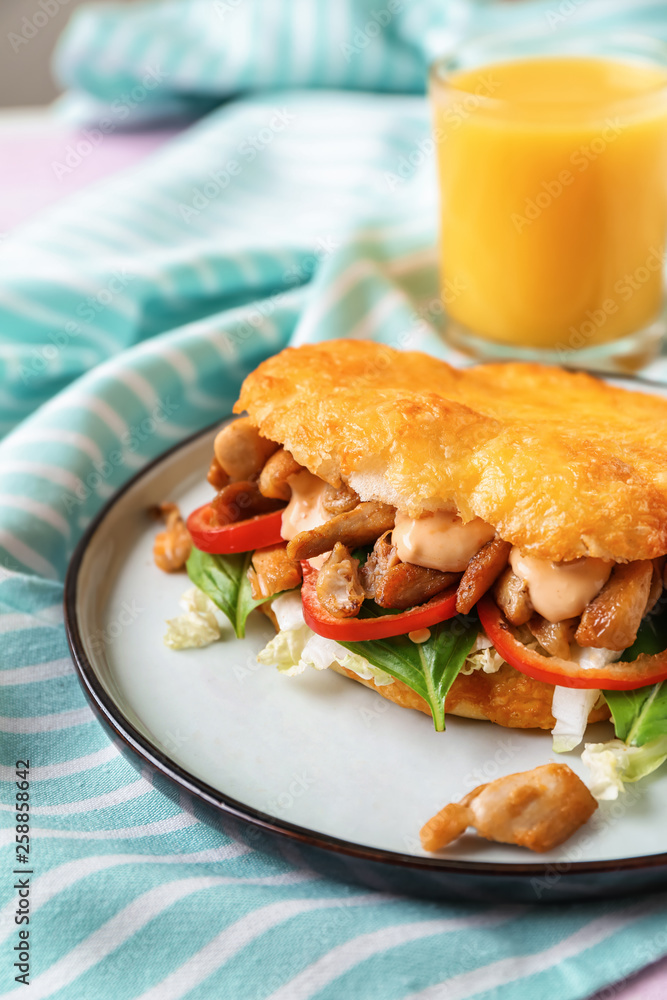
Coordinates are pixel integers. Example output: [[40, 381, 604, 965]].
[[151, 502, 192, 573], [420, 763, 597, 854]]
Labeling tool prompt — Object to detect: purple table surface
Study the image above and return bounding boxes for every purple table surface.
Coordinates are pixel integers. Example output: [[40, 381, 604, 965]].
[[1, 109, 666, 1000], [0, 110, 178, 232]]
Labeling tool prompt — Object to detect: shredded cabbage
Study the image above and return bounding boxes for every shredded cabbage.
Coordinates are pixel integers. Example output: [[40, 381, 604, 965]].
[[164, 587, 227, 649], [582, 736, 667, 800], [258, 593, 505, 687], [272, 591, 307, 632], [551, 686, 600, 753], [256, 621, 312, 676], [460, 634, 504, 675], [257, 592, 393, 684], [570, 645, 624, 670], [549, 648, 623, 751]]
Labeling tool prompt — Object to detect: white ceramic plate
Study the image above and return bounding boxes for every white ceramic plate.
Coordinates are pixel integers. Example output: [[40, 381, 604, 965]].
[[64, 378, 667, 896]]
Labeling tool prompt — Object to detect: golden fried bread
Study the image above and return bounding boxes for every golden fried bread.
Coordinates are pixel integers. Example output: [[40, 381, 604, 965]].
[[329, 661, 610, 730], [235, 340, 667, 562]]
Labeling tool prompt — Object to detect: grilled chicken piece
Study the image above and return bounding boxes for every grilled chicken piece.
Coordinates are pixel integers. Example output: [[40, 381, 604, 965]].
[[575, 560, 652, 650], [248, 543, 302, 599], [210, 480, 283, 525], [493, 567, 533, 626], [207, 456, 229, 491], [646, 557, 665, 616], [358, 531, 455, 609], [456, 538, 512, 614], [258, 448, 303, 501], [375, 563, 458, 610], [420, 763, 597, 854], [315, 543, 365, 618], [321, 483, 360, 515], [527, 615, 578, 659], [152, 502, 192, 573], [213, 417, 279, 482], [359, 531, 398, 599], [287, 502, 396, 561]]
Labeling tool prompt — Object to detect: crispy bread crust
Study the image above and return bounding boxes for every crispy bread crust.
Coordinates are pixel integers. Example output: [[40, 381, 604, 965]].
[[329, 661, 610, 730], [235, 340, 667, 561]]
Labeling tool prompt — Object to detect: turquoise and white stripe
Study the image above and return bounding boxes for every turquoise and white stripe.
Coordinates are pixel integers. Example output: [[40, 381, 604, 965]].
[[3, 0, 667, 996]]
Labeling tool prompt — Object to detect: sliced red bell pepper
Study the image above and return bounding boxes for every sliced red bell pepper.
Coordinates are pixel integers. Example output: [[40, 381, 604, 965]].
[[477, 594, 667, 690], [300, 562, 458, 640], [187, 503, 284, 554]]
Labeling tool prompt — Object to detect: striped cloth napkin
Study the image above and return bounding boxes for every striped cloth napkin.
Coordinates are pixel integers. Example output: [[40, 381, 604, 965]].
[[3, 1, 667, 997]]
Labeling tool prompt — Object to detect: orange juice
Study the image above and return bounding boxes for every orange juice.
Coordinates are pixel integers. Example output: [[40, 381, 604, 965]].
[[431, 56, 667, 349]]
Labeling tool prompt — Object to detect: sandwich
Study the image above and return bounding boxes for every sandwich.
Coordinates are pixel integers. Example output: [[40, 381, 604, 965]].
[[157, 339, 667, 829]]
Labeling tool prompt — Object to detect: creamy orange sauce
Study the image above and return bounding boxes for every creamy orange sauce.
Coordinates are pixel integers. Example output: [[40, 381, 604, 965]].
[[280, 470, 329, 541], [408, 628, 432, 644], [509, 548, 612, 623], [393, 510, 495, 573]]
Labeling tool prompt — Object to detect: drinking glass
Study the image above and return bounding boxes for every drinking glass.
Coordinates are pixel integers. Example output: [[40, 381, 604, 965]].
[[429, 31, 667, 370]]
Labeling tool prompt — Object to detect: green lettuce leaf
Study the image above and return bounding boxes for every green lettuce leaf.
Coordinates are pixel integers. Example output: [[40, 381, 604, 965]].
[[605, 683, 667, 747], [337, 608, 479, 731], [186, 546, 276, 639], [621, 605, 667, 662], [603, 608, 667, 747], [582, 736, 667, 799]]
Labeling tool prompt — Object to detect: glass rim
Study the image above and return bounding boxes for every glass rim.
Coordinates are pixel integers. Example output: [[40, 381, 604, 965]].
[[429, 30, 667, 114]]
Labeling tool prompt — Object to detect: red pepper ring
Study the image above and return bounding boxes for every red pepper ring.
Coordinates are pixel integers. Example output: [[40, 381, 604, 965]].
[[187, 503, 284, 554], [300, 561, 458, 640], [477, 594, 667, 691]]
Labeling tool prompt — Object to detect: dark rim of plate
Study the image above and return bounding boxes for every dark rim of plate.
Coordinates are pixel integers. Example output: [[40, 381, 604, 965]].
[[63, 368, 667, 879]]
